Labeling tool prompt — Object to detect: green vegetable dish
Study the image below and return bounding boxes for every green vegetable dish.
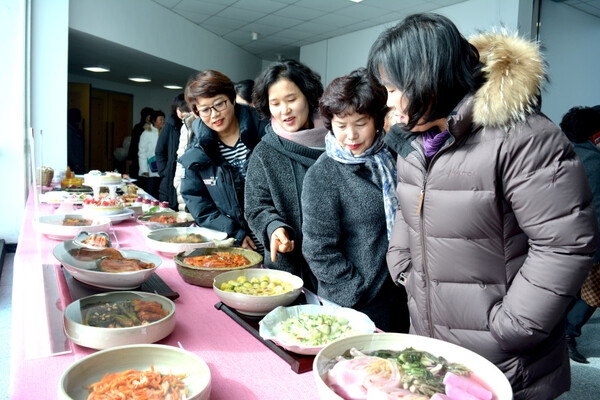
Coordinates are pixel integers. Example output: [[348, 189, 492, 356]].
[[278, 313, 355, 346]]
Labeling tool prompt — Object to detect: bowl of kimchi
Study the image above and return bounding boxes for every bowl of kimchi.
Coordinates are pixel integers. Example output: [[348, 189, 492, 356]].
[[173, 246, 262, 287]]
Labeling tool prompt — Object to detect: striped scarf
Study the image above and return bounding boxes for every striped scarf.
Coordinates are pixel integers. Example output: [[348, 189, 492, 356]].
[[325, 131, 398, 239]]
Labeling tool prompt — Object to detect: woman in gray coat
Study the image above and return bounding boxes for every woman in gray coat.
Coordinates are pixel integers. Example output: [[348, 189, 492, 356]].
[[367, 13, 597, 399], [301, 68, 410, 333]]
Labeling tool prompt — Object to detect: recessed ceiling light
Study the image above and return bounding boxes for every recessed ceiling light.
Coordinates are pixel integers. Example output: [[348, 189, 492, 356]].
[[83, 65, 110, 73], [128, 76, 151, 83], [163, 84, 183, 90], [349, 0, 363, 3]]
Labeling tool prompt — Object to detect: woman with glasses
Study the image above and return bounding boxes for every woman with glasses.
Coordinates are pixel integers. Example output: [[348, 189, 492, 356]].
[[179, 70, 268, 250], [244, 59, 327, 293]]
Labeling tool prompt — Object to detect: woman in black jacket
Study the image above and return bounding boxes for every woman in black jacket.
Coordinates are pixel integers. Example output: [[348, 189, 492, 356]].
[[156, 93, 189, 210], [179, 70, 267, 249]]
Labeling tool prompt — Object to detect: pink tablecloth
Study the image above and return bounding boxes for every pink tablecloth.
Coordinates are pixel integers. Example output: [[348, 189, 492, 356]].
[[9, 193, 319, 399]]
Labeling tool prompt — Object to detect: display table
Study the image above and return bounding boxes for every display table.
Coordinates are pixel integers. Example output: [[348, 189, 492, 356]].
[[9, 191, 319, 399]]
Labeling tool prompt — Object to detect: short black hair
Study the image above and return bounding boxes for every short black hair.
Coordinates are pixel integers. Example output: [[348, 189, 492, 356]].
[[367, 13, 480, 130], [234, 79, 255, 104], [253, 59, 323, 120], [560, 106, 600, 143], [319, 68, 389, 132]]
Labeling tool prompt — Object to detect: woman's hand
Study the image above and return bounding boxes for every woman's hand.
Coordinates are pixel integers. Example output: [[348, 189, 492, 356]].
[[270, 228, 295, 262], [241, 235, 257, 250]]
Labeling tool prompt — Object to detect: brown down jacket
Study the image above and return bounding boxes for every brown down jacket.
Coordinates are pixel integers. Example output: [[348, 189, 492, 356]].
[[385, 32, 598, 399]]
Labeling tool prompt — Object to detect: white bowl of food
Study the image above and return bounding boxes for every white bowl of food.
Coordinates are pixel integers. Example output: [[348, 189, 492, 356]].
[[64, 291, 176, 350], [145, 226, 228, 256], [213, 268, 303, 316], [313, 332, 513, 400], [259, 304, 376, 355], [137, 211, 195, 230], [36, 214, 112, 241], [58, 344, 211, 400], [53, 240, 161, 290]]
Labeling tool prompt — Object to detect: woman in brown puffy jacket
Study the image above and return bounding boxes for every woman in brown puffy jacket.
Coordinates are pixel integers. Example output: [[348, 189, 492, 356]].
[[367, 13, 597, 399]]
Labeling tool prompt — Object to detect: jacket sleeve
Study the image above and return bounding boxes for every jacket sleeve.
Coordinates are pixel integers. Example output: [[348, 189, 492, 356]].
[[244, 145, 292, 249], [138, 132, 149, 175], [489, 117, 598, 352], [386, 203, 412, 286], [155, 125, 171, 177], [179, 147, 247, 244]]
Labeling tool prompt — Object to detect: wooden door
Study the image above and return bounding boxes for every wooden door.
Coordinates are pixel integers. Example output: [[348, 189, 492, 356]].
[[89, 89, 133, 172], [68, 83, 91, 171]]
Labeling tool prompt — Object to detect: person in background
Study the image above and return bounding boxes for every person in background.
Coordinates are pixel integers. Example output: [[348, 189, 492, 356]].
[[173, 108, 196, 212], [367, 13, 597, 398], [301, 68, 410, 332], [179, 70, 268, 248], [67, 107, 85, 174], [234, 79, 255, 107], [127, 107, 154, 179], [156, 93, 190, 210], [560, 105, 600, 364], [138, 109, 164, 199], [244, 59, 327, 292]]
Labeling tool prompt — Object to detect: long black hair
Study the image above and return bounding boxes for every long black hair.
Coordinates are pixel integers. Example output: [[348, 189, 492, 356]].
[[367, 13, 480, 130]]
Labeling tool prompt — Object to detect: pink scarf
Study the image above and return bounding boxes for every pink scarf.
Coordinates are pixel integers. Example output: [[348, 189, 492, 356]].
[[270, 116, 327, 149]]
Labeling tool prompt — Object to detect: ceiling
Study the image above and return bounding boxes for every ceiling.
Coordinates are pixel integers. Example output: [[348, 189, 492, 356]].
[[68, 0, 600, 90]]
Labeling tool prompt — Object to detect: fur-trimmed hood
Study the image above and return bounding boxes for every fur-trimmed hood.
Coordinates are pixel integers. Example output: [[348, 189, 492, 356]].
[[469, 31, 546, 129]]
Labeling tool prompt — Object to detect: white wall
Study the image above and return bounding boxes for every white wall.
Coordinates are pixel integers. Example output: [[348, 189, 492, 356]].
[[538, 1, 600, 124], [301, 0, 523, 85]]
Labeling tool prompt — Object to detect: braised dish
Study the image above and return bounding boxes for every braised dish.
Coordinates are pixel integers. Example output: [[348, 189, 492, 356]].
[[64, 291, 176, 350], [53, 240, 161, 290], [137, 211, 195, 230], [36, 214, 111, 241], [145, 227, 227, 256], [173, 247, 262, 287]]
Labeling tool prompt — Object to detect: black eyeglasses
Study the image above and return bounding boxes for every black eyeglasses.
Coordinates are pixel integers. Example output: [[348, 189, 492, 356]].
[[198, 99, 229, 117]]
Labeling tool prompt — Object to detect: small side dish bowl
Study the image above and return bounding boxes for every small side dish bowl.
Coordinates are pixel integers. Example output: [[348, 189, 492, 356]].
[[72, 231, 112, 249], [174, 247, 262, 287], [313, 332, 513, 400], [36, 214, 112, 241], [213, 268, 303, 316], [64, 291, 175, 350], [137, 211, 195, 230], [145, 226, 228, 256], [259, 304, 376, 355], [58, 344, 211, 400], [53, 241, 161, 290]]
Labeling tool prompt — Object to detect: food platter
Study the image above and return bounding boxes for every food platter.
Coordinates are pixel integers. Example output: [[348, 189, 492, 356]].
[[59, 344, 211, 400], [63, 291, 176, 350], [53, 240, 161, 290], [313, 333, 513, 400], [145, 226, 228, 256], [36, 214, 112, 241], [137, 211, 195, 230], [259, 304, 376, 355]]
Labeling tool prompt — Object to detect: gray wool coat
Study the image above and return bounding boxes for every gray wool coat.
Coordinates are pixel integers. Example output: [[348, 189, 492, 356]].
[[244, 126, 327, 293], [301, 153, 410, 333]]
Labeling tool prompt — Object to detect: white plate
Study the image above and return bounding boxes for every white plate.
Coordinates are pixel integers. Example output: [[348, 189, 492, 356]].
[[313, 333, 513, 400], [53, 241, 161, 289], [36, 214, 112, 241], [39, 191, 86, 204], [59, 344, 211, 400], [259, 305, 376, 355], [82, 208, 135, 224], [64, 291, 176, 350], [145, 226, 228, 256]]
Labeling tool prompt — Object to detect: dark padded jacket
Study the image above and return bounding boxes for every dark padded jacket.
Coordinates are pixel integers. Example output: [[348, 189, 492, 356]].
[[179, 104, 267, 244], [385, 32, 598, 399], [156, 115, 181, 210]]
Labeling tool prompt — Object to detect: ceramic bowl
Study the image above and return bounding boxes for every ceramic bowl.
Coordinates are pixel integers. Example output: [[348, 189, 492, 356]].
[[63, 291, 175, 350], [137, 211, 195, 230], [174, 247, 262, 287], [213, 268, 303, 316], [313, 332, 513, 400], [36, 214, 112, 241], [72, 231, 112, 249], [145, 226, 228, 256], [58, 344, 211, 400], [53, 241, 161, 290], [259, 304, 376, 355]]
